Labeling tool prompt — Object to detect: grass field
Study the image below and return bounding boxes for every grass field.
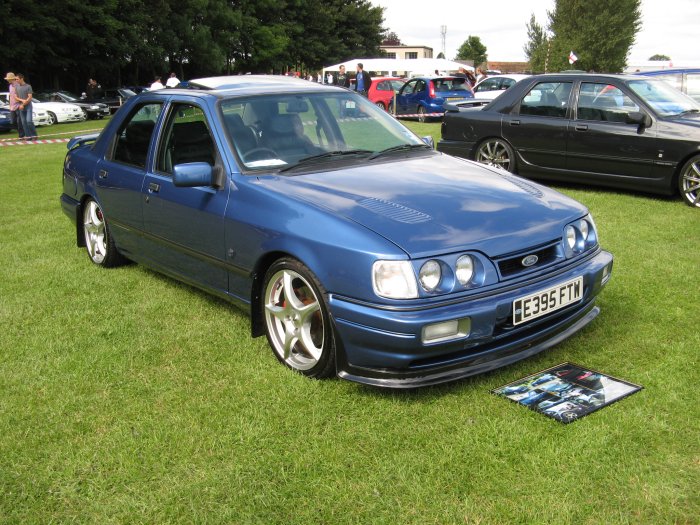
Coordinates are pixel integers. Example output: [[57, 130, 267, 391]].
[[0, 118, 698, 524]]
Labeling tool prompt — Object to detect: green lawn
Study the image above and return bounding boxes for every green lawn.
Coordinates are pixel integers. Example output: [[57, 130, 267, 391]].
[[0, 121, 698, 524]]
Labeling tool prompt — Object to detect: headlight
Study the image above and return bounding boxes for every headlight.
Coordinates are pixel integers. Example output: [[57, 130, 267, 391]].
[[373, 260, 418, 299], [455, 255, 474, 285], [90, 105, 99, 109], [419, 260, 441, 292], [565, 225, 577, 250], [564, 215, 598, 257]]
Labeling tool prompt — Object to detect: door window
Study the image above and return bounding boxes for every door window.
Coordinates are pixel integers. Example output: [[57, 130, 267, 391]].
[[686, 73, 700, 102], [475, 78, 501, 92], [577, 83, 639, 122], [112, 103, 162, 168], [519, 82, 572, 118], [156, 104, 216, 174]]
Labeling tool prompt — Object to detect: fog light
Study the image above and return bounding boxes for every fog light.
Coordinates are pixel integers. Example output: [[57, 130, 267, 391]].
[[422, 318, 471, 343], [602, 262, 612, 284]]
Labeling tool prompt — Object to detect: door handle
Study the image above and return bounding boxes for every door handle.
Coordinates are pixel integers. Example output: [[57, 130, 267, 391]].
[[509, 120, 520, 126], [148, 182, 160, 193], [575, 124, 588, 131], [98, 169, 108, 179]]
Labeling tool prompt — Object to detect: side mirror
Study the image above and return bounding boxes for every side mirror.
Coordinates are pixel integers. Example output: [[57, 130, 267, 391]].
[[173, 162, 214, 187], [421, 136, 434, 149], [626, 111, 652, 128]]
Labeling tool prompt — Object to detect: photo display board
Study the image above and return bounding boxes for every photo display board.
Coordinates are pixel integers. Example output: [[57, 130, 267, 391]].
[[492, 362, 642, 423]]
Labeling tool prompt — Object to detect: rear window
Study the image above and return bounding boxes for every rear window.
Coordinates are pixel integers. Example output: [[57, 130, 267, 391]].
[[432, 78, 470, 92]]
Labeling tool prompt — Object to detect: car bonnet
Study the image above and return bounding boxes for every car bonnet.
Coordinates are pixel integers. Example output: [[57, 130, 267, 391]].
[[257, 155, 587, 259]]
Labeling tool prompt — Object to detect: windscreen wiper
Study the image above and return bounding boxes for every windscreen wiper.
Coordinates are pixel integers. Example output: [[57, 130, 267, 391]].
[[278, 149, 372, 172], [676, 108, 700, 117], [368, 143, 433, 160]]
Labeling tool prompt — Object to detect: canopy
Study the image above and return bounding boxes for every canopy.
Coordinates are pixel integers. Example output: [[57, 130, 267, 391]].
[[322, 58, 473, 78]]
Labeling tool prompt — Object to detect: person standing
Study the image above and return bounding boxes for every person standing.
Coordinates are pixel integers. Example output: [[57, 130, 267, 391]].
[[14, 73, 37, 140], [150, 76, 164, 90], [165, 72, 180, 88], [476, 68, 487, 83], [355, 63, 371, 97], [335, 65, 350, 88], [85, 78, 101, 100], [4, 72, 24, 138]]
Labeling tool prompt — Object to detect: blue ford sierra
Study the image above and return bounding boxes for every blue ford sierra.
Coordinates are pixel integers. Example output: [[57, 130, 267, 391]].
[[61, 75, 613, 388]]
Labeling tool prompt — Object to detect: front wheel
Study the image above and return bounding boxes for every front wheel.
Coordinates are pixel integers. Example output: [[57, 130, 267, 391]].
[[475, 138, 516, 173], [82, 198, 125, 267], [678, 155, 700, 207], [47, 112, 57, 125], [262, 258, 336, 378]]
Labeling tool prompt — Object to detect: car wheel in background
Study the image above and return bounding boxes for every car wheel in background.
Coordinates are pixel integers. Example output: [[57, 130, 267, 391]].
[[417, 106, 427, 123], [678, 155, 700, 207], [375, 101, 386, 110], [475, 138, 517, 173], [82, 198, 126, 267], [47, 112, 57, 125], [262, 258, 336, 378]]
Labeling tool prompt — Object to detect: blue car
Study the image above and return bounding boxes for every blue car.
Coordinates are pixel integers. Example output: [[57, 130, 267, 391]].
[[0, 108, 13, 132], [61, 75, 613, 388], [636, 68, 700, 103], [394, 76, 474, 122]]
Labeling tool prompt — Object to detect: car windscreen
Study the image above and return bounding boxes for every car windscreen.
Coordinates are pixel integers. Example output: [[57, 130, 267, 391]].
[[220, 92, 425, 171], [58, 91, 81, 102], [627, 79, 699, 117]]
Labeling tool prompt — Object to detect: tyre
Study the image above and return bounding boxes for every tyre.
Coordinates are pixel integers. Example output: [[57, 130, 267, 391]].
[[678, 154, 700, 207], [475, 138, 517, 173], [262, 258, 336, 378], [47, 112, 57, 125], [417, 106, 427, 123], [82, 198, 125, 267], [375, 101, 386, 110]]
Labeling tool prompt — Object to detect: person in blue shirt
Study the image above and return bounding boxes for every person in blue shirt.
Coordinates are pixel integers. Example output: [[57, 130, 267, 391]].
[[355, 63, 372, 97]]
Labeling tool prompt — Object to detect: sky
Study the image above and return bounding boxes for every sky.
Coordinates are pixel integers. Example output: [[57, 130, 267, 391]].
[[372, 0, 700, 66]]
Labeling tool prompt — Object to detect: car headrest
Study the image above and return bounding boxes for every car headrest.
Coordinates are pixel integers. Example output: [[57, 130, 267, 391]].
[[285, 99, 309, 113], [268, 113, 303, 135]]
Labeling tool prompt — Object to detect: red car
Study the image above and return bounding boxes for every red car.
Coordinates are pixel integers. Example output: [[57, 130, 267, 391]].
[[368, 77, 406, 110]]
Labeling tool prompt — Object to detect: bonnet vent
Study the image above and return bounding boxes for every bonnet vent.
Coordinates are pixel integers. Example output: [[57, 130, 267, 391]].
[[358, 198, 432, 224]]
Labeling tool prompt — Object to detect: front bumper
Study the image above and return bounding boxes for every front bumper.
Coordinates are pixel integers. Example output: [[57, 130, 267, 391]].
[[330, 249, 613, 388]]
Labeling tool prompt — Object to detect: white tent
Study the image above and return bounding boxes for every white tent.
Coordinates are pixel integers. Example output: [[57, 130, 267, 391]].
[[322, 58, 473, 78]]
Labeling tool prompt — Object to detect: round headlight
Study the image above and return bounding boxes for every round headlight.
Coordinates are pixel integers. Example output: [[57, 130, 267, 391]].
[[565, 225, 577, 250], [456, 255, 474, 285], [580, 220, 589, 241], [419, 260, 442, 291]]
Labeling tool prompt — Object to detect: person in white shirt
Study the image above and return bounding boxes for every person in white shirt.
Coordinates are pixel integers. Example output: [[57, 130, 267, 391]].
[[165, 72, 180, 88], [150, 76, 164, 90]]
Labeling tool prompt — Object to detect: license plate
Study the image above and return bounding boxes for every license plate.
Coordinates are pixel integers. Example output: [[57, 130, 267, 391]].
[[446, 97, 463, 101], [513, 276, 583, 325]]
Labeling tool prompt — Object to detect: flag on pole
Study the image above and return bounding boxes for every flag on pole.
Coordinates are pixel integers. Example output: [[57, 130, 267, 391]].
[[568, 51, 578, 65]]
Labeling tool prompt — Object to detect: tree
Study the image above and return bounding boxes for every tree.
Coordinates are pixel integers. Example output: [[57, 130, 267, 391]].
[[546, 0, 641, 72], [456, 36, 487, 66], [383, 32, 402, 46], [523, 13, 548, 73], [648, 54, 671, 61]]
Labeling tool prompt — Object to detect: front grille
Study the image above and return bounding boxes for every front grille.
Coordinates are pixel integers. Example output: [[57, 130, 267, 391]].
[[497, 242, 560, 278]]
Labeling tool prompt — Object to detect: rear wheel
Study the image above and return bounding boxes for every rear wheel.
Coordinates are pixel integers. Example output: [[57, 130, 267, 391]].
[[475, 138, 516, 173], [375, 101, 386, 110], [262, 258, 336, 378], [82, 198, 126, 267], [417, 106, 427, 123], [678, 154, 700, 207]]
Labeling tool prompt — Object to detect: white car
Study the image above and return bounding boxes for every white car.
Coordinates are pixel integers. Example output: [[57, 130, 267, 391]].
[[472, 74, 530, 101], [0, 103, 51, 127], [1, 92, 85, 125]]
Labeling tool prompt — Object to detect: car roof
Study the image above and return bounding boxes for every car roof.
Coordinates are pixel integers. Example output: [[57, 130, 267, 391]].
[[152, 75, 345, 98], [636, 68, 700, 75]]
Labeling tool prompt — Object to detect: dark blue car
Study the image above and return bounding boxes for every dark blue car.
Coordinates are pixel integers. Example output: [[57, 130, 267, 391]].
[[61, 75, 613, 388], [0, 108, 13, 132], [394, 76, 474, 122]]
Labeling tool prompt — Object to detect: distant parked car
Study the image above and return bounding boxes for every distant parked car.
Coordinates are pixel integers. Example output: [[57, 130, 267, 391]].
[[472, 74, 530, 100], [635, 68, 700, 102], [1, 92, 86, 125], [0, 108, 13, 132], [34, 90, 111, 119], [368, 77, 406, 110], [99, 88, 137, 113], [394, 76, 474, 122], [0, 97, 51, 127], [438, 73, 700, 208]]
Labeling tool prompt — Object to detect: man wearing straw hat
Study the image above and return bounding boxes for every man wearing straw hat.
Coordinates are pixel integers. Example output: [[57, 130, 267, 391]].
[[4, 72, 24, 138]]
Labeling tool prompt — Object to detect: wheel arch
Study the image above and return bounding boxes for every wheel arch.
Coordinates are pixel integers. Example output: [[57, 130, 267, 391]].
[[673, 150, 700, 195], [249, 250, 298, 338]]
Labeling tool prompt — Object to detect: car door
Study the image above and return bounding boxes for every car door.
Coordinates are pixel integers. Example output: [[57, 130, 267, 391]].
[[142, 100, 229, 294], [502, 81, 573, 170], [396, 79, 423, 115], [95, 101, 163, 256], [566, 82, 656, 178]]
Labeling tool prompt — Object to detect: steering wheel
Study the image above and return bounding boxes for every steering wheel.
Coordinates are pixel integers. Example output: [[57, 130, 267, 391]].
[[242, 147, 278, 162]]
